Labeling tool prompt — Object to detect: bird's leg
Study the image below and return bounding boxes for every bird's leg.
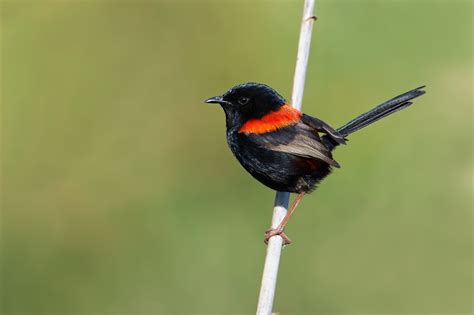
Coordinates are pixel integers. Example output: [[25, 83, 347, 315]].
[[264, 192, 306, 245]]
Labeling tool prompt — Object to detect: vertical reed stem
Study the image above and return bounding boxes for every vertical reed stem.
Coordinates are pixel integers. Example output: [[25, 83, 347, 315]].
[[256, 1, 317, 314]]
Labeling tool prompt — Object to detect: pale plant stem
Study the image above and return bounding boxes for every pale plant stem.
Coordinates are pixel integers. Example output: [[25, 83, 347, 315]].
[[256, 1, 317, 314]]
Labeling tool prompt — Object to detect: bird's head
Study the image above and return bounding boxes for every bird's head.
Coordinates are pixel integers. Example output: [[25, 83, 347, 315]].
[[205, 83, 287, 131]]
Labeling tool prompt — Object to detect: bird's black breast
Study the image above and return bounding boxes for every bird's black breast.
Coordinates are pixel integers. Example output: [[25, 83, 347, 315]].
[[226, 126, 333, 193]]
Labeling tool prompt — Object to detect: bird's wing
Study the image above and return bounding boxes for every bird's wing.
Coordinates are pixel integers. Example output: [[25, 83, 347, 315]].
[[243, 122, 340, 168], [301, 114, 347, 145]]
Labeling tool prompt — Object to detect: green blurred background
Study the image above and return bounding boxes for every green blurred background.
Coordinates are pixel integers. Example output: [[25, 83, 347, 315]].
[[1, 0, 472, 314]]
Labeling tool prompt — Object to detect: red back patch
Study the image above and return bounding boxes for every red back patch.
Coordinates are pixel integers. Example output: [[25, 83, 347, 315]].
[[238, 104, 301, 134]]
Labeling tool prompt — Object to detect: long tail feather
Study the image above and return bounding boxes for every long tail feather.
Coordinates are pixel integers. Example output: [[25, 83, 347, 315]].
[[337, 86, 426, 136], [322, 86, 426, 150]]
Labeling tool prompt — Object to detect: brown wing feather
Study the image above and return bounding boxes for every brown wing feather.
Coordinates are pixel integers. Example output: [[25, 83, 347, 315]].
[[245, 122, 341, 168]]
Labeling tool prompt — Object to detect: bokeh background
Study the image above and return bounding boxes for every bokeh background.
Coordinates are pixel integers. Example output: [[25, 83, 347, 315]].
[[1, 1, 472, 314]]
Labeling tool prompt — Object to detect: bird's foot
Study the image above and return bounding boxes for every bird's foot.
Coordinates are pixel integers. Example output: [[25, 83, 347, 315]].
[[264, 227, 292, 246]]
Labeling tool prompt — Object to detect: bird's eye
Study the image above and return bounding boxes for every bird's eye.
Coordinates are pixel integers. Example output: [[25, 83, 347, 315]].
[[238, 97, 250, 105]]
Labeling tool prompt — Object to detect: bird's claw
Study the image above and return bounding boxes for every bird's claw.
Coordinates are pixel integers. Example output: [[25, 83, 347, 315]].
[[264, 228, 292, 246]]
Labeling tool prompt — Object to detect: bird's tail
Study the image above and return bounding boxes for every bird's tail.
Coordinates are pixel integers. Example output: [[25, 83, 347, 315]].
[[323, 86, 426, 150]]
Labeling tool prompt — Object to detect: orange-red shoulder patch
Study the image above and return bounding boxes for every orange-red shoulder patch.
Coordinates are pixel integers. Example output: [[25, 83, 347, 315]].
[[238, 104, 301, 134]]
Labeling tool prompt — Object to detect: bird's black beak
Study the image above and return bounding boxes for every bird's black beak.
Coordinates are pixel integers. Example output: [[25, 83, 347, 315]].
[[205, 95, 223, 104]]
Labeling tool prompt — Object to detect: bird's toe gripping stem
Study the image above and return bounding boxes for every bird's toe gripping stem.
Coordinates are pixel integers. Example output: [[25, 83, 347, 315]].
[[264, 227, 292, 246]]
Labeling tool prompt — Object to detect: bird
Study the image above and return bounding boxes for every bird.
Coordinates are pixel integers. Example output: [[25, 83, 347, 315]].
[[205, 83, 425, 244]]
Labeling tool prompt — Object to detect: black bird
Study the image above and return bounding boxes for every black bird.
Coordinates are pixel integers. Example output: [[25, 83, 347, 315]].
[[205, 83, 425, 244]]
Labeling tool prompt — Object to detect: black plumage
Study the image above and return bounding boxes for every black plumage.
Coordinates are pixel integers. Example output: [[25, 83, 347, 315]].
[[205, 82, 426, 243]]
